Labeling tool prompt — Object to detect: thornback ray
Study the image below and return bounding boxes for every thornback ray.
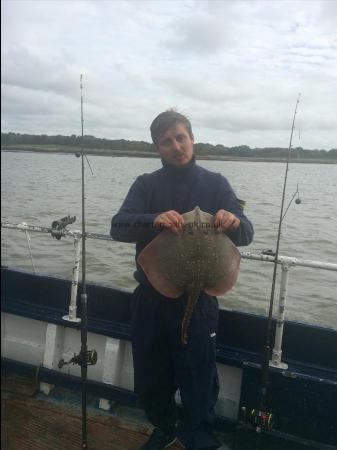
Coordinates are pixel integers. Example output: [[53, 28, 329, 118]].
[[137, 206, 241, 344]]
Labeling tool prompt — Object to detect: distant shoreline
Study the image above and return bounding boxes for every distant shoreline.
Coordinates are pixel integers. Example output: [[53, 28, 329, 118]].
[[2, 146, 336, 164]]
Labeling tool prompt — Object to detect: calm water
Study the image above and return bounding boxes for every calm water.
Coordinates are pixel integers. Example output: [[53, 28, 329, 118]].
[[1, 151, 336, 328]]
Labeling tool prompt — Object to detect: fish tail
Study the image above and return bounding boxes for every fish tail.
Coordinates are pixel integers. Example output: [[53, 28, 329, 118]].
[[181, 290, 199, 345]]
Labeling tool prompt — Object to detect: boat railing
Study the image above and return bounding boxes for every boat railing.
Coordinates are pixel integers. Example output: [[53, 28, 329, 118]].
[[2, 221, 337, 369]]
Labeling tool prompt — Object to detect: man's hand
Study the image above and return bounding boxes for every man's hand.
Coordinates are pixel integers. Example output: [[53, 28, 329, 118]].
[[214, 209, 240, 231], [153, 210, 184, 234]]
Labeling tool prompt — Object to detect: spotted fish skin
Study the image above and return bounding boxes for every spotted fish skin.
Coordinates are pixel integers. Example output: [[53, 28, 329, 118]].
[[137, 206, 241, 345]]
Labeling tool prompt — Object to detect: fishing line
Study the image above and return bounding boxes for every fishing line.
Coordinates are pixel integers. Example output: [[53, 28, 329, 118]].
[[282, 183, 301, 221]]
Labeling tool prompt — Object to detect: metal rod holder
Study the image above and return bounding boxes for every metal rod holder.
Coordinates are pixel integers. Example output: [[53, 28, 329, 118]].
[[270, 263, 289, 369], [63, 236, 81, 323]]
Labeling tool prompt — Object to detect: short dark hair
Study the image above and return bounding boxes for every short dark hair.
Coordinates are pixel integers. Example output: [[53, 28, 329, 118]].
[[150, 110, 193, 145]]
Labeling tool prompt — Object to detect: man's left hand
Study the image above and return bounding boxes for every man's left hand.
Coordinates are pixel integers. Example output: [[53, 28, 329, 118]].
[[214, 209, 240, 231]]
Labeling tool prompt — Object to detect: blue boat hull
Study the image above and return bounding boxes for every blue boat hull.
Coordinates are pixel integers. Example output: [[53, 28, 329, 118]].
[[1, 266, 336, 449]]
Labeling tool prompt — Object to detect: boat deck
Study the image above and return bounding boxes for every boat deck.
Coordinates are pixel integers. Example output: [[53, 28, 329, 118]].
[[1, 374, 186, 450], [1, 372, 326, 450]]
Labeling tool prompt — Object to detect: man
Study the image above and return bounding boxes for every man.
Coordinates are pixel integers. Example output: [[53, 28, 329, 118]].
[[110, 111, 254, 450]]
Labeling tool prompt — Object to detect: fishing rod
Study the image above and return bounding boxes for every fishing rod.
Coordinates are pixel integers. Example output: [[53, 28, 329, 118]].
[[235, 94, 302, 448], [257, 93, 301, 419], [58, 75, 97, 449]]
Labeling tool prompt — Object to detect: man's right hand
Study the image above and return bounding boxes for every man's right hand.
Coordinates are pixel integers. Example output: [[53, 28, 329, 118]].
[[153, 210, 184, 234]]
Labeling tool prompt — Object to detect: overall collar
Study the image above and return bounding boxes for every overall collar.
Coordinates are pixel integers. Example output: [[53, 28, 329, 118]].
[[161, 154, 197, 176]]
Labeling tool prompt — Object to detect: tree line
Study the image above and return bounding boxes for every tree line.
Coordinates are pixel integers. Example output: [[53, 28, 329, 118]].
[[1, 132, 336, 160]]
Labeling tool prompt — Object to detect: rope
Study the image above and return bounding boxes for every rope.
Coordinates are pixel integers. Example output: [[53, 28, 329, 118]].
[[23, 223, 38, 273]]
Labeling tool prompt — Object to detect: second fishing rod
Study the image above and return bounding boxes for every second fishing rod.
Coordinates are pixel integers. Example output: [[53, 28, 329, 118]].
[[259, 93, 301, 418], [234, 94, 302, 449]]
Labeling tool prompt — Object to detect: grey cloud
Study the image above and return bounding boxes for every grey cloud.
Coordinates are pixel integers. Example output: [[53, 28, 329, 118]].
[[2, 46, 82, 99], [164, 10, 236, 55], [2, 84, 80, 134], [193, 108, 289, 133], [154, 72, 246, 103]]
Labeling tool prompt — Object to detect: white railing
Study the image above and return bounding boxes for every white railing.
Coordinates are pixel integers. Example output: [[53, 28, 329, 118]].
[[2, 221, 337, 369]]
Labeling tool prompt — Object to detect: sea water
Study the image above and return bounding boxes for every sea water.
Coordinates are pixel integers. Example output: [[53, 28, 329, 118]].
[[1, 151, 336, 327]]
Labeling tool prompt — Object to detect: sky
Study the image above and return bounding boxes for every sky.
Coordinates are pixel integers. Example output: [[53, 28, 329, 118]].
[[2, 0, 337, 150]]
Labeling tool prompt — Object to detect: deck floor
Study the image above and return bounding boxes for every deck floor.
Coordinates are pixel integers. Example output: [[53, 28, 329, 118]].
[[2, 373, 311, 450], [1, 374, 186, 450]]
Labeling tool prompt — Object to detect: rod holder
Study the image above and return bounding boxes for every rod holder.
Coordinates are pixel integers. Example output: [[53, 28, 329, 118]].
[[63, 236, 82, 323], [270, 263, 289, 369]]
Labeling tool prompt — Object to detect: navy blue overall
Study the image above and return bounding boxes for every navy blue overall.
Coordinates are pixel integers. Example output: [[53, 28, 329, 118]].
[[131, 285, 220, 449], [111, 158, 254, 449]]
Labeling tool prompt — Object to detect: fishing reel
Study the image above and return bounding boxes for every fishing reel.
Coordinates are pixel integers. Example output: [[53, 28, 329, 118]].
[[51, 215, 76, 240], [239, 406, 273, 432], [58, 349, 97, 369]]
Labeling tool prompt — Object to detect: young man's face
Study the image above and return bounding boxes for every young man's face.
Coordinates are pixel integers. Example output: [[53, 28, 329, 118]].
[[156, 123, 194, 167]]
